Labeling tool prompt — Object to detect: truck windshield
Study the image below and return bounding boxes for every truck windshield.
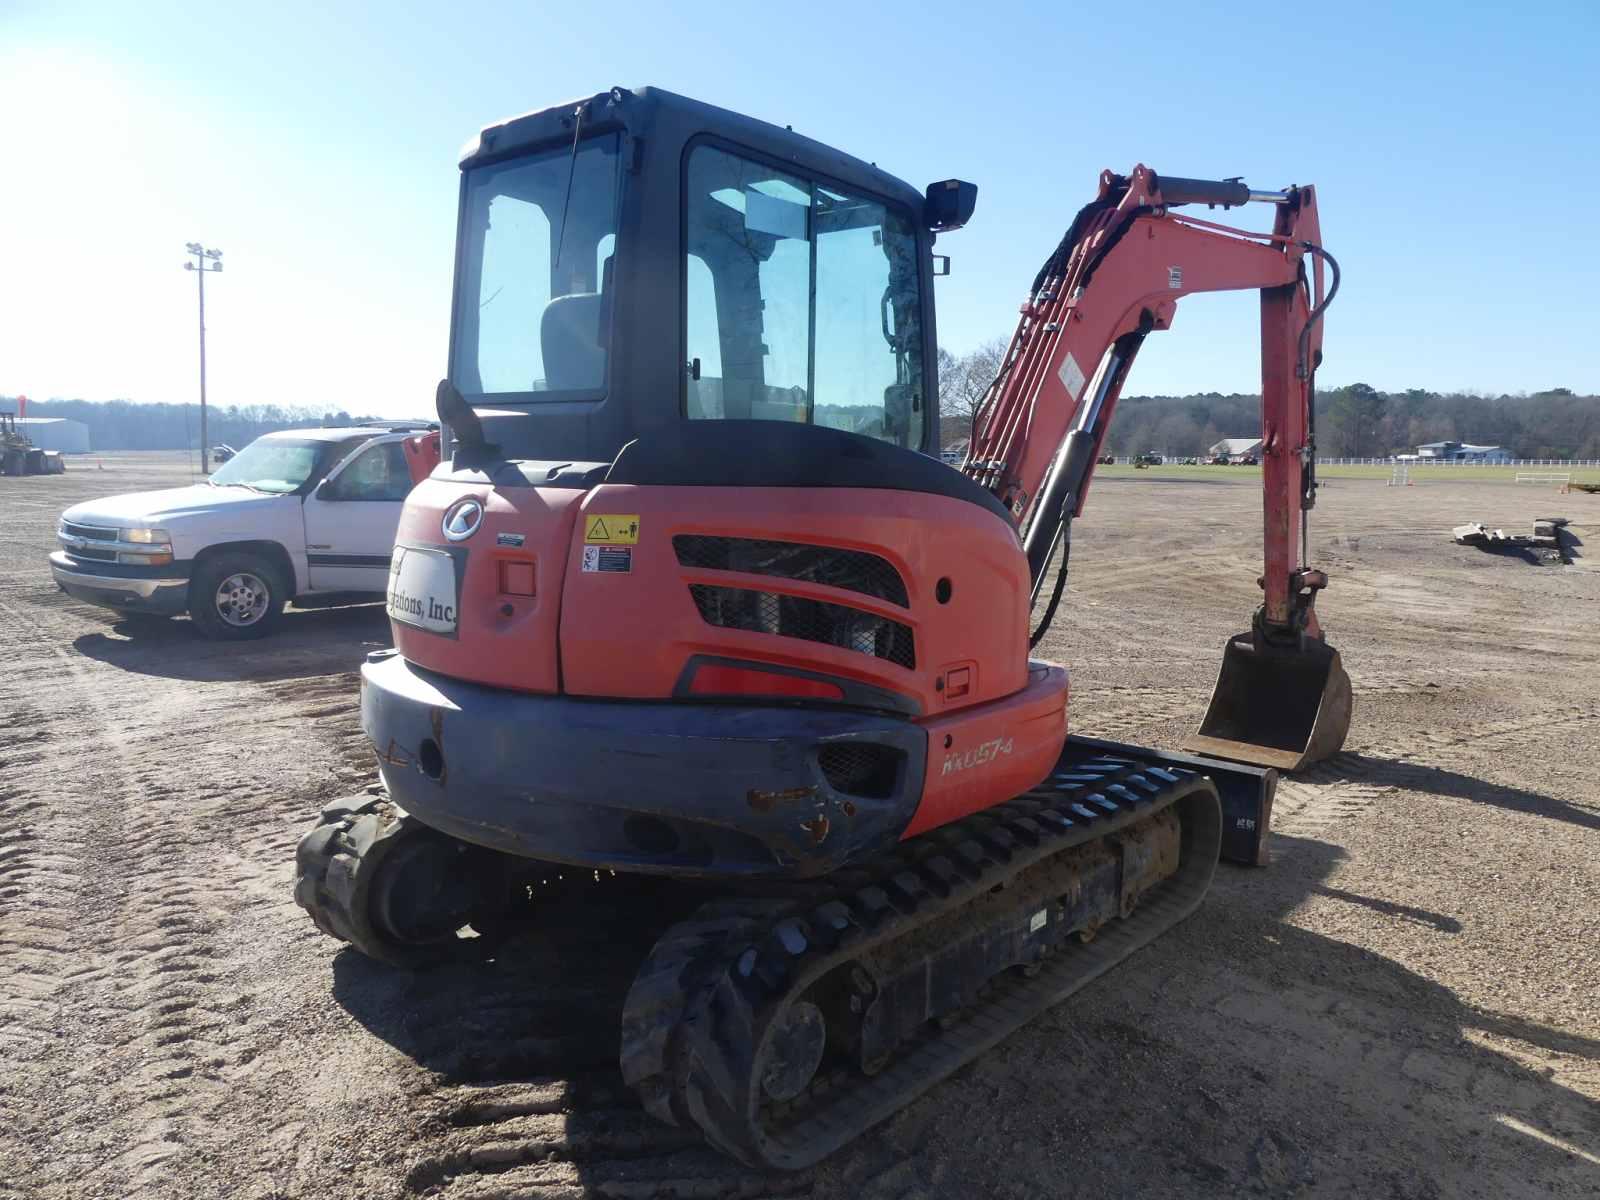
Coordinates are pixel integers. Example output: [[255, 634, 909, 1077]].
[[451, 134, 622, 399], [683, 145, 925, 449], [210, 440, 324, 494]]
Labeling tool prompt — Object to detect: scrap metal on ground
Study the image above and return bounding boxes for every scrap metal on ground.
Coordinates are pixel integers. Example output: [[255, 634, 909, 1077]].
[[1453, 516, 1575, 564]]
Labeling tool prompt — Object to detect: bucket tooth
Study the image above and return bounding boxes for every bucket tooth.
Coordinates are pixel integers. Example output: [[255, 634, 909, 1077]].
[[1183, 633, 1352, 773]]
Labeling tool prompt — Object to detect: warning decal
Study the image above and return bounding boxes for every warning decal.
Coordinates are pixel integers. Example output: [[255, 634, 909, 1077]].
[[1056, 352, 1086, 402], [582, 545, 632, 573], [584, 514, 640, 544]]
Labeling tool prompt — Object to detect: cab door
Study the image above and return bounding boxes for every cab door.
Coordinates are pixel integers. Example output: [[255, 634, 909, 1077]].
[[302, 439, 413, 592]]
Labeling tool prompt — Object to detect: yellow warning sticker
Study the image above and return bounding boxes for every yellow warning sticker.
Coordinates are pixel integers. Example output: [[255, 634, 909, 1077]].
[[584, 514, 640, 544]]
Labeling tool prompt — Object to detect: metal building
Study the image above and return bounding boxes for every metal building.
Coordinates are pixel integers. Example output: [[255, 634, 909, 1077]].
[[14, 417, 90, 453], [1415, 440, 1511, 463], [1208, 437, 1264, 459]]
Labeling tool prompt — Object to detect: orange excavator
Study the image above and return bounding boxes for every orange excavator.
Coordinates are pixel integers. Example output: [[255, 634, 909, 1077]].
[[295, 86, 1351, 1168]]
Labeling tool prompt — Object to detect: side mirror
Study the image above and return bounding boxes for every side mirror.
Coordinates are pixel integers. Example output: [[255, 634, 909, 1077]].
[[925, 179, 977, 232]]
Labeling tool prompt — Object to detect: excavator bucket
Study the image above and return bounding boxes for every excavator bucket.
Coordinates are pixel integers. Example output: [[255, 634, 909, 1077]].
[[1184, 634, 1352, 772]]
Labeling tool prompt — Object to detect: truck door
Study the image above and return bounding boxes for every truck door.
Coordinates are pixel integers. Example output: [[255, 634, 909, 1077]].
[[302, 439, 413, 592]]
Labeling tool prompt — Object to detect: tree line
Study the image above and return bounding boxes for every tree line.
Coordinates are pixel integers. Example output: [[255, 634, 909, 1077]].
[[12, 373, 1599, 461], [937, 343, 1600, 460], [0, 397, 397, 451]]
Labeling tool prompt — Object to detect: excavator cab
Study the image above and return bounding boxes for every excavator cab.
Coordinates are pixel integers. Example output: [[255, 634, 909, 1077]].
[[444, 86, 949, 467]]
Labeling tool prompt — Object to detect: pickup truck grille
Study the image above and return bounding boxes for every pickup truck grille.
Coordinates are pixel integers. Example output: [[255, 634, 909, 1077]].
[[62, 521, 119, 542], [66, 545, 119, 562]]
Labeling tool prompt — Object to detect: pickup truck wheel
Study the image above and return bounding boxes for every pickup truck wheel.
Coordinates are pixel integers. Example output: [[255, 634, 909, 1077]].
[[189, 553, 286, 640]]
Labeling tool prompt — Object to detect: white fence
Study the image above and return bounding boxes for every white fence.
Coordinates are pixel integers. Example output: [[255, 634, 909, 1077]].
[[1316, 457, 1600, 467], [1096, 457, 1599, 468], [1090, 457, 1599, 469]]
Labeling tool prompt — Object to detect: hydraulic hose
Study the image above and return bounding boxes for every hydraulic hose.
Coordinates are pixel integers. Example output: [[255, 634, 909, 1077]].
[[1296, 242, 1340, 514]]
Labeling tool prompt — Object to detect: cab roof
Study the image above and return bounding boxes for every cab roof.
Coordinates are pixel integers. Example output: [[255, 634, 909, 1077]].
[[460, 85, 925, 215]]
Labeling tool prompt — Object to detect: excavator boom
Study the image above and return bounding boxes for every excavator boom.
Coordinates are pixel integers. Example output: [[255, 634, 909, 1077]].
[[964, 165, 1351, 770]]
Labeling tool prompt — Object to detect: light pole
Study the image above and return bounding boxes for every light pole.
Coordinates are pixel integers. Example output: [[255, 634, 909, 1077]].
[[184, 243, 223, 471]]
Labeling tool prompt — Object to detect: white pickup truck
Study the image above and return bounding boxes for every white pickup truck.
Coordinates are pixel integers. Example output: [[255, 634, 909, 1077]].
[[51, 424, 438, 639]]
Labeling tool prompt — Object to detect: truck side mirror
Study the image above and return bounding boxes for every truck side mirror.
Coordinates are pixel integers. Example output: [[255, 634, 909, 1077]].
[[925, 179, 977, 232]]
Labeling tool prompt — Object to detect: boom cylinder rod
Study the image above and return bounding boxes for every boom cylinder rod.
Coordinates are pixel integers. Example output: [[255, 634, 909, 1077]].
[[1023, 333, 1142, 594], [1154, 175, 1290, 209]]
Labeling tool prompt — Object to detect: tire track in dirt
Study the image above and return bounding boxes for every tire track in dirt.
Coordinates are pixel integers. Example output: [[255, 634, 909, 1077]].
[[0, 689, 84, 1065], [45, 648, 250, 1196], [0, 584, 366, 1197], [0, 596, 103, 1195], [410, 1074, 806, 1200], [1271, 701, 1600, 837]]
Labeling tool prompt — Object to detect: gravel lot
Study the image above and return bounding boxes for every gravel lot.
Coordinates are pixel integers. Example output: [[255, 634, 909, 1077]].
[[2, 453, 1596, 1199]]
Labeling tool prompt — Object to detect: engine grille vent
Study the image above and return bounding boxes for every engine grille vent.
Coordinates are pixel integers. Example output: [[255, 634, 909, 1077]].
[[688, 584, 915, 670], [673, 536, 908, 608], [818, 743, 903, 800]]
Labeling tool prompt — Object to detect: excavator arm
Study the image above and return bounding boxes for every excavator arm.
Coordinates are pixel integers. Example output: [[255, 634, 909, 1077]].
[[966, 165, 1350, 770]]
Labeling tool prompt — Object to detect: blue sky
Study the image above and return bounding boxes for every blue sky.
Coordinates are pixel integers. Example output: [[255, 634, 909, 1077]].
[[2, 0, 1596, 419]]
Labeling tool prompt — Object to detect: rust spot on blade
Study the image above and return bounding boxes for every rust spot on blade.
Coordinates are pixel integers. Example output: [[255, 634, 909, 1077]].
[[379, 738, 412, 768], [428, 706, 448, 785], [840, 800, 857, 818], [800, 815, 831, 845], [748, 785, 817, 813]]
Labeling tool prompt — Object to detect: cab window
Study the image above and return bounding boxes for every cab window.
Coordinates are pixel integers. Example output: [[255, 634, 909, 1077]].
[[683, 144, 924, 449], [452, 136, 622, 399], [323, 442, 411, 502]]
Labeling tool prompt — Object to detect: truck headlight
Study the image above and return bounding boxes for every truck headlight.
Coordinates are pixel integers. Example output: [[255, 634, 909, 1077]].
[[123, 527, 171, 545]]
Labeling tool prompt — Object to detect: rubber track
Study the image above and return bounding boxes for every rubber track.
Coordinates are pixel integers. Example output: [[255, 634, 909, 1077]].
[[620, 756, 1222, 1169]]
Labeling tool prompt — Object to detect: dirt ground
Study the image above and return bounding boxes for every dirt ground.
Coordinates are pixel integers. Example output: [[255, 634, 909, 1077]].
[[2, 453, 1597, 1199]]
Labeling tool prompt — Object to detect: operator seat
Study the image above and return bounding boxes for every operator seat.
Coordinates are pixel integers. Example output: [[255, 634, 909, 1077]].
[[540, 293, 605, 390], [539, 256, 616, 392]]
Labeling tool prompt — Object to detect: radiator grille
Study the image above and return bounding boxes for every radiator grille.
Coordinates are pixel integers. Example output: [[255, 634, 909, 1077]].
[[687, 584, 915, 670], [673, 536, 908, 607]]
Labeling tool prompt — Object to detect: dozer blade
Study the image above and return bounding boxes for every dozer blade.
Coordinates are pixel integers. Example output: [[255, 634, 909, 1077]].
[[1183, 633, 1352, 772]]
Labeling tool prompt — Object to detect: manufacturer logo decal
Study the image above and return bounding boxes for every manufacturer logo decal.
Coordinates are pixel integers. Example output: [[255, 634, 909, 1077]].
[[442, 498, 484, 541], [940, 736, 1015, 776]]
